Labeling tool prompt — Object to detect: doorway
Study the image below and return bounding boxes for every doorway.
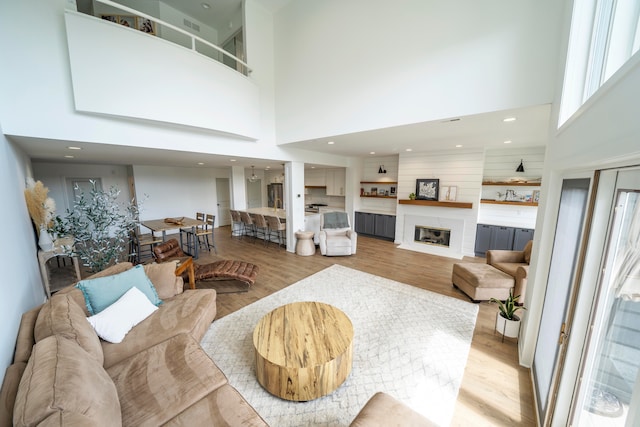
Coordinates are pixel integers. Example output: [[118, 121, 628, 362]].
[[216, 178, 231, 226], [66, 178, 102, 211]]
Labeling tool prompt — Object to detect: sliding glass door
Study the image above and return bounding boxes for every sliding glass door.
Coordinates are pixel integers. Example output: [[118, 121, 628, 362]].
[[533, 178, 591, 424], [570, 169, 640, 426]]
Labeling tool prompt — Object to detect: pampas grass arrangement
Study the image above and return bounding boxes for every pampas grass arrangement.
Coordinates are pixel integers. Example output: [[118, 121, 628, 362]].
[[24, 178, 56, 236]]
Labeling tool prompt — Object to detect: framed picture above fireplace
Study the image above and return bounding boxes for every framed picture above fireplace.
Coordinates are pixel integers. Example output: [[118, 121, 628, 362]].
[[416, 179, 439, 201]]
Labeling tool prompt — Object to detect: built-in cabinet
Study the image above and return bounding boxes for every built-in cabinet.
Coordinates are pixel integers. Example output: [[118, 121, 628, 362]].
[[305, 169, 326, 187], [304, 169, 345, 195], [326, 169, 345, 196], [355, 211, 396, 241], [474, 224, 534, 256]]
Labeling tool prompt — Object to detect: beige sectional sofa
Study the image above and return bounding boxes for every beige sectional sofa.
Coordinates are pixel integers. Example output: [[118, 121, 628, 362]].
[[0, 261, 267, 427]]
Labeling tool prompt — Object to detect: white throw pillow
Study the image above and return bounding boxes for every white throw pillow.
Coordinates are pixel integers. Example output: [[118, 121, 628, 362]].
[[86, 286, 158, 343]]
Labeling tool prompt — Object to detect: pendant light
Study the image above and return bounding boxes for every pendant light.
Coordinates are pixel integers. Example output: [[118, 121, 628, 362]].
[[515, 159, 525, 173], [248, 165, 258, 182]]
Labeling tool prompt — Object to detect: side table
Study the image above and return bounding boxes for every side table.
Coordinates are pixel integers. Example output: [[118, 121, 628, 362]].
[[295, 231, 315, 256], [37, 249, 82, 298], [173, 256, 196, 290]]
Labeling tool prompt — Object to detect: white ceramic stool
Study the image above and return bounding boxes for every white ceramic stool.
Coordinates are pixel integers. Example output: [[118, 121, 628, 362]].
[[295, 231, 315, 256]]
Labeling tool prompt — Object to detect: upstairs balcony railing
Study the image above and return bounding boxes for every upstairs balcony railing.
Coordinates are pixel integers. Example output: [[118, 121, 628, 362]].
[[91, 0, 251, 76]]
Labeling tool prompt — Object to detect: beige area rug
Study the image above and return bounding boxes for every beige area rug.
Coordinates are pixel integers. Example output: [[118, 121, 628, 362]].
[[200, 264, 479, 426]]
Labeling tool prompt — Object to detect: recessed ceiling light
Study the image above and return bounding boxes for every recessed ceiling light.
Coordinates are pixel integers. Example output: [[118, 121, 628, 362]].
[[230, 159, 236, 162], [456, 144, 463, 148], [503, 117, 516, 122], [265, 166, 270, 169], [370, 151, 376, 155], [327, 141, 335, 145], [64, 155, 74, 159], [311, 166, 315, 169], [201, 2, 211, 9], [67, 146, 81, 150], [405, 148, 413, 152], [197, 162, 204, 165], [504, 140, 512, 144]]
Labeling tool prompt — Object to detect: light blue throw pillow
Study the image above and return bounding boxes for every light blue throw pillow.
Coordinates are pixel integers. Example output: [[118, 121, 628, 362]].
[[76, 264, 162, 315]]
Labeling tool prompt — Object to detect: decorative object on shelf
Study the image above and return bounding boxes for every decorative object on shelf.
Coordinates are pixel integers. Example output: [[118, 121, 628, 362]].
[[409, 192, 416, 200], [439, 186, 457, 201], [370, 187, 377, 195], [416, 178, 439, 201], [390, 186, 396, 195], [490, 290, 526, 341], [378, 165, 387, 174], [533, 190, 540, 203], [516, 159, 525, 173]]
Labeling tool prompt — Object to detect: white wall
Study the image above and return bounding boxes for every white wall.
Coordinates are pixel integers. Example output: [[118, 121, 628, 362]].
[[478, 147, 545, 229], [32, 162, 131, 214], [0, 136, 45, 374], [273, 0, 565, 143], [132, 165, 225, 230]]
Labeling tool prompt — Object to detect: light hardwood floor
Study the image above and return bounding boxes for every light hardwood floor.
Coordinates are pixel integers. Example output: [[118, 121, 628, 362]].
[[191, 227, 537, 426]]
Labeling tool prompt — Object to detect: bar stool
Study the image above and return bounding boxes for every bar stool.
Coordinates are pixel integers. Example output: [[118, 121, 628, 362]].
[[250, 213, 269, 246], [239, 211, 255, 240], [229, 209, 243, 237], [264, 214, 286, 248]]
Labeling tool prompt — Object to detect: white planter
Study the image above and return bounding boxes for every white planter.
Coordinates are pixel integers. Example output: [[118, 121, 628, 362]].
[[38, 226, 55, 252], [495, 313, 521, 338]]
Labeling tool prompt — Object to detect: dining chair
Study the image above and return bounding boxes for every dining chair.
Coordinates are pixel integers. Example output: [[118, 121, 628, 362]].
[[239, 211, 255, 240], [193, 214, 216, 253], [264, 214, 286, 248], [250, 213, 269, 246], [129, 226, 163, 264]]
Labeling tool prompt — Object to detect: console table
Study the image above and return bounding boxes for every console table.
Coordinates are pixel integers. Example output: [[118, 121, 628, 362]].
[[37, 237, 82, 298]]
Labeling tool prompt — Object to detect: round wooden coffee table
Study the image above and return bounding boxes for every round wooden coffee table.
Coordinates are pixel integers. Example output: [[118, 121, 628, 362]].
[[253, 301, 353, 401]]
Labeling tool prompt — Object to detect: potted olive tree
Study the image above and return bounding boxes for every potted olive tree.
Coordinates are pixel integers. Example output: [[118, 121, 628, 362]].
[[63, 180, 138, 273], [490, 291, 526, 339]]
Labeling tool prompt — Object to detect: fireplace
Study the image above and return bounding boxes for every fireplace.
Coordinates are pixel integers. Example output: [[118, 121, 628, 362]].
[[399, 214, 465, 259], [414, 226, 451, 247]]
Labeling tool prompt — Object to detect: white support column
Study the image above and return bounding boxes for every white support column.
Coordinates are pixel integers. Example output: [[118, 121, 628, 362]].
[[230, 165, 247, 209], [285, 161, 305, 253]]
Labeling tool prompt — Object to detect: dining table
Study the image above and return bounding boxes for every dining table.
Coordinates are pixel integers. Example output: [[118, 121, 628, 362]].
[[141, 217, 207, 259]]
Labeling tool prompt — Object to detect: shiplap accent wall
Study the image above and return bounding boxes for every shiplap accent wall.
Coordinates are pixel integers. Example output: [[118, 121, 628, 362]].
[[396, 149, 485, 257], [359, 155, 399, 213], [479, 147, 545, 229]]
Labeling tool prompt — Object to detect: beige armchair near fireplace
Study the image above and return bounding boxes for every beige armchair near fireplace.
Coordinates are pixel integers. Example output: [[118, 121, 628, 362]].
[[486, 240, 533, 299]]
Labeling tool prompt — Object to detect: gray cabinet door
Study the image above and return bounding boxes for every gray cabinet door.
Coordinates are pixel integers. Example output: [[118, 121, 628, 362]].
[[474, 224, 493, 256], [513, 228, 534, 250], [355, 212, 375, 235], [374, 214, 396, 240], [490, 226, 515, 250]]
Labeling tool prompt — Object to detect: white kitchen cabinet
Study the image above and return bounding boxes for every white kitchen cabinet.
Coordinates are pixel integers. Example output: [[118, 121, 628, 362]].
[[326, 169, 345, 196], [305, 169, 326, 186]]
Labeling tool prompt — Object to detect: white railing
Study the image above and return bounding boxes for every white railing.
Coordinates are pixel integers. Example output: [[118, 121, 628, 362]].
[[93, 0, 252, 75]]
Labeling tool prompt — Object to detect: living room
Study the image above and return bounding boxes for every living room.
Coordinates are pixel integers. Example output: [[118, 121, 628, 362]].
[[2, 0, 640, 426]]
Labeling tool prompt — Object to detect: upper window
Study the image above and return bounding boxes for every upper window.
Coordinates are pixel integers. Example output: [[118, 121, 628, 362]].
[[560, 0, 640, 126]]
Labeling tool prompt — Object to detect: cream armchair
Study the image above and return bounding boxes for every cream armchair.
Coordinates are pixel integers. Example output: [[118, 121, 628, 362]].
[[318, 211, 358, 256]]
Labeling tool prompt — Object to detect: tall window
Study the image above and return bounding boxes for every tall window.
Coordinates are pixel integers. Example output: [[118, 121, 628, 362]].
[[560, 0, 640, 125]]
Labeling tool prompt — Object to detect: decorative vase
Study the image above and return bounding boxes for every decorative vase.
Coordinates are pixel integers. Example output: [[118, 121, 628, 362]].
[[38, 225, 54, 252], [495, 313, 520, 338]]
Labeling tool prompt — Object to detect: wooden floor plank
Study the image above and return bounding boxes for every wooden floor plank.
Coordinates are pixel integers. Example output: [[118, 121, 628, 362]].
[[192, 227, 537, 426]]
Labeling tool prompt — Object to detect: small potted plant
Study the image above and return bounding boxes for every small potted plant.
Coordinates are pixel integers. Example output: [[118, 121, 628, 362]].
[[409, 192, 416, 200], [490, 290, 526, 339]]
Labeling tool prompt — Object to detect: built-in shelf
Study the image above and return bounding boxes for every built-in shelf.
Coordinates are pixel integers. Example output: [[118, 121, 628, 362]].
[[305, 185, 326, 189], [481, 199, 539, 207], [360, 195, 397, 199], [360, 181, 398, 184], [398, 199, 473, 209], [482, 181, 541, 186]]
